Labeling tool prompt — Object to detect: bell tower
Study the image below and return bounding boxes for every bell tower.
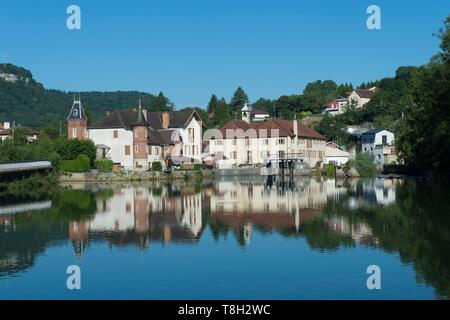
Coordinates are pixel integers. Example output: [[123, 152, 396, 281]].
[[241, 103, 250, 123], [67, 94, 88, 140], [132, 98, 149, 171]]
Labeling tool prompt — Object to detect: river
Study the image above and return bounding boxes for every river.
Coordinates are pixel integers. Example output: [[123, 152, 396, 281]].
[[0, 177, 449, 299]]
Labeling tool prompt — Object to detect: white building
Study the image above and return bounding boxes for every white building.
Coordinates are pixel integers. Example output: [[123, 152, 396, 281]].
[[250, 109, 270, 122], [347, 87, 376, 109], [321, 97, 348, 116], [325, 142, 350, 166], [207, 106, 327, 169], [361, 129, 397, 165], [68, 97, 203, 171]]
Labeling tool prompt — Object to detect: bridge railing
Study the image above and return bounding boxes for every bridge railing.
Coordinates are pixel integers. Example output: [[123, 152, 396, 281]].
[[0, 161, 52, 173]]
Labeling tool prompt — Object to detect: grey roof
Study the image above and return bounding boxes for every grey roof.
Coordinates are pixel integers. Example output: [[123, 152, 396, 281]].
[[147, 110, 199, 129], [90, 109, 199, 130], [362, 129, 384, 136], [148, 129, 179, 146], [88, 109, 139, 130], [67, 100, 87, 121]]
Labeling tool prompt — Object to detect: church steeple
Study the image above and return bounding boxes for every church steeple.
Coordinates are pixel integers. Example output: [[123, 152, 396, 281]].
[[67, 93, 88, 140], [241, 103, 250, 123], [133, 96, 147, 127], [67, 94, 87, 121]]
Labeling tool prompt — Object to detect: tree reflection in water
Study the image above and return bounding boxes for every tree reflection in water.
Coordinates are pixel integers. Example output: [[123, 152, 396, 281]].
[[0, 177, 449, 298]]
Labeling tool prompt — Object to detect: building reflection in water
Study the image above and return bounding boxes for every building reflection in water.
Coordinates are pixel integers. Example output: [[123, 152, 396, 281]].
[[67, 184, 204, 257], [209, 177, 349, 245], [67, 177, 401, 255]]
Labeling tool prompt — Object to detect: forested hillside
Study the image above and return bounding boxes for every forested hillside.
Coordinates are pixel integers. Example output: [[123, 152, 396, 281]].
[[0, 64, 173, 128]]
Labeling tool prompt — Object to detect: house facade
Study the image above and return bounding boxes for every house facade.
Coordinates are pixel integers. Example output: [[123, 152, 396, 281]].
[[207, 106, 327, 169], [67, 97, 203, 171], [325, 142, 350, 166], [361, 129, 397, 165], [321, 97, 348, 116], [348, 87, 376, 109]]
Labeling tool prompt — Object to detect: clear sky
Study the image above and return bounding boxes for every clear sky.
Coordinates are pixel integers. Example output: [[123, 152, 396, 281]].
[[0, 0, 448, 108]]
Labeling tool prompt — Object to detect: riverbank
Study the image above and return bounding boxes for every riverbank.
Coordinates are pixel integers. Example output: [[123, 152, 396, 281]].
[[59, 170, 211, 182]]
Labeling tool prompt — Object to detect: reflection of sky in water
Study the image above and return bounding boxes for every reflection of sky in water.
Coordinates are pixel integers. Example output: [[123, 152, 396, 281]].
[[0, 177, 447, 300]]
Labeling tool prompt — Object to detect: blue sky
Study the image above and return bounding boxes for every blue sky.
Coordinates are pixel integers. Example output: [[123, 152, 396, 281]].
[[0, 0, 448, 108]]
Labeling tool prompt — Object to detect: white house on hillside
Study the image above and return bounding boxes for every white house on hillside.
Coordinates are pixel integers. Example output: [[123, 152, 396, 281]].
[[348, 87, 376, 109], [361, 129, 397, 166]]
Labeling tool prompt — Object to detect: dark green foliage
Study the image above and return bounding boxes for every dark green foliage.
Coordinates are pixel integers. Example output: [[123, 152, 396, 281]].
[[55, 139, 96, 163], [151, 161, 163, 172], [229, 87, 249, 111], [348, 153, 378, 177], [61, 154, 91, 173], [207, 94, 219, 113], [95, 160, 113, 172], [194, 164, 203, 171], [213, 97, 231, 127], [0, 65, 172, 128]]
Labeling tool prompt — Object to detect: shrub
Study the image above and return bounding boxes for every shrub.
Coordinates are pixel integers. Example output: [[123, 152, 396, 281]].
[[349, 153, 378, 177], [61, 154, 91, 173], [95, 160, 113, 172], [194, 164, 203, 171], [152, 161, 163, 172], [56, 138, 96, 163], [323, 163, 336, 176]]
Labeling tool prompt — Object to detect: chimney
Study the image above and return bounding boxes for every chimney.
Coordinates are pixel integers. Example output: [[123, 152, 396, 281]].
[[4, 122, 10, 130], [106, 111, 110, 116], [142, 109, 147, 121], [162, 111, 170, 129], [293, 119, 298, 137]]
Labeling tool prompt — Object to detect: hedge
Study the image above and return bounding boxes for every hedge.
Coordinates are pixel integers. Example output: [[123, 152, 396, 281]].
[[95, 160, 114, 172], [152, 161, 163, 172], [61, 154, 91, 173]]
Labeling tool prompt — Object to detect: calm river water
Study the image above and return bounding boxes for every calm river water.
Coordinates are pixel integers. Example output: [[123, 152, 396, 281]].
[[0, 177, 449, 299]]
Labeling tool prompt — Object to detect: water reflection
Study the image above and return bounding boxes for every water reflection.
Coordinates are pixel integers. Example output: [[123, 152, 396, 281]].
[[0, 177, 449, 299]]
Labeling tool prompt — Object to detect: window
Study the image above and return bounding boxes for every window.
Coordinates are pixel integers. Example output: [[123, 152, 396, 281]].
[[382, 135, 387, 144], [135, 145, 139, 154], [155, 147, 159, 155], [263, 139, 269, 145], [125, 145, 131, 155], [215, 139, 223, 146], [113, 130, 118, 138], [135, 131, 138, 138], [245, 137, 250, 146], [72, 128, 77, 138], [84, 130, 88, 138], [188, 128, 195, 143], [232, 138, 237, 146], [247, 151, 252, 162], [278, 139, 285, 145]]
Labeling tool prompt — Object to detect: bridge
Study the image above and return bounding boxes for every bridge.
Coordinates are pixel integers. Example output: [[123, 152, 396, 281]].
[[0, 161, 53, 180], [0, 200, 52, 215]]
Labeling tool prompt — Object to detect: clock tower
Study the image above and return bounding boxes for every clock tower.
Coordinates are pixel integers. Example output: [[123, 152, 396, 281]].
[[67, 94, 88, 140]]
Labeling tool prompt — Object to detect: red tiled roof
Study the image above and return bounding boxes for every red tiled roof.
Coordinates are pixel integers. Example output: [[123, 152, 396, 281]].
[[218, 119, 326, 140], [355, 88, 376, 99], [250, 109, 270, 116]]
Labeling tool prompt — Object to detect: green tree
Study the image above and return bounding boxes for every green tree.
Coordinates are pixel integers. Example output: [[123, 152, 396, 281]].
[[213, 97, 231, 127], [207, 94, 219, 113], [229, 87, 249, 112]]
